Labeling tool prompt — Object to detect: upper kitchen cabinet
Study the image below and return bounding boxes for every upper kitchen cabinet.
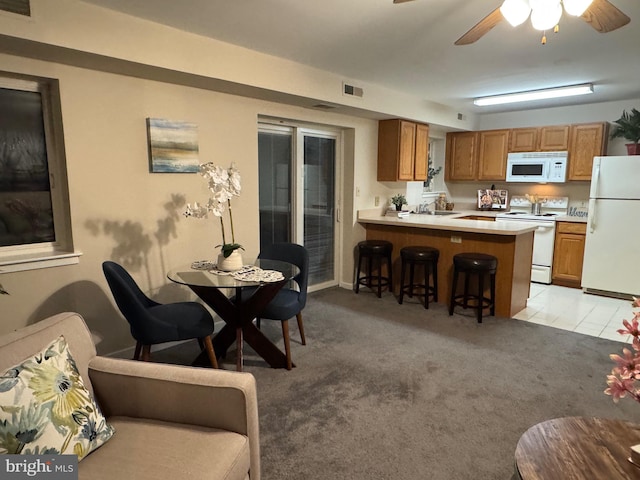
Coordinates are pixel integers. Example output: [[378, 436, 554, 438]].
[[377, 119, 429, 181], [413, 123, 429, 181], [477, 129, 509, 180], [568, 122, 609, 181], [509, 128, 539, 152], [538, 125, 570, 151], [445, 130, 508, 181], [445, 131, 478, 181]]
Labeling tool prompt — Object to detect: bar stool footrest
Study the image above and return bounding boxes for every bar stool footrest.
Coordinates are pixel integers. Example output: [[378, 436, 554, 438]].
[[451, 294, 493, 311]]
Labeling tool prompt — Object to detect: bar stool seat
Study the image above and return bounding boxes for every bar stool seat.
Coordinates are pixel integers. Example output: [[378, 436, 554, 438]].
[[449, 252, 497, 323], [355, 240, 393, 298], [398, 246, 439, 309]]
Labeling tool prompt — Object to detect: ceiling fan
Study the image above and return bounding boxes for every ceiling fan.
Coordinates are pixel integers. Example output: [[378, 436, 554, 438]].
[[392, 0, 630, 45]]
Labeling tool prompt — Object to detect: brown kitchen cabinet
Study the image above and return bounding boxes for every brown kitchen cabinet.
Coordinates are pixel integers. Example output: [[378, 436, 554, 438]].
[[509, 128, 539, 152], [445, 129, 508, 181], [445, 131, 479, 181], [568, 122, 609, 181], [377, 119, 429, 181], [414, 123, 429, 181], [538, 125, 570, 151], [552, 221, 587, 288], [478, 129, 509, 180]]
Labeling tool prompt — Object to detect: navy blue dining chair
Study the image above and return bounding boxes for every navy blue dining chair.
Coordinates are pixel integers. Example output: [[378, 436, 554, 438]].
[[255, 243, 309, 370], [102, 261, 218, 368]]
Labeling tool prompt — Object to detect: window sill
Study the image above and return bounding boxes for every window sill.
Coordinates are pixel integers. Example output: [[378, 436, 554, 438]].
[[0, 250, 83, 273]]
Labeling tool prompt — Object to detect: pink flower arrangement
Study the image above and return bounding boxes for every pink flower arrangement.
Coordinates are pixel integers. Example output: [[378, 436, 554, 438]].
[[605, 297, 640, 403]]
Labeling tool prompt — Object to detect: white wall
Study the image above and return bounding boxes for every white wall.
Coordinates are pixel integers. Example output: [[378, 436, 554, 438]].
[[0, 51, 379, 353]]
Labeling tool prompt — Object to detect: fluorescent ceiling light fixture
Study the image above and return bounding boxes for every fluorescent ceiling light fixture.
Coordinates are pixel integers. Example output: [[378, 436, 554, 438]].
[[474, 83, 594, 106]]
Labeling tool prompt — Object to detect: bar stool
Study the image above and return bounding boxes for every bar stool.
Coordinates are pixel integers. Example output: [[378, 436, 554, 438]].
[[398, 246, 439, 309], [449, 253, 497, 323], [355, 240, 393, 298]]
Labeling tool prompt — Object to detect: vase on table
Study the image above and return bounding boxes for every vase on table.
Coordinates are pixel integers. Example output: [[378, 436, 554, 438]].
[[217, 250, 243, 271]]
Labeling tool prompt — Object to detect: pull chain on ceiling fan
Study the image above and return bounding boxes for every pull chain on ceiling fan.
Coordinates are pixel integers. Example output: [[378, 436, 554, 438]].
[[393, 0, 630, 45]]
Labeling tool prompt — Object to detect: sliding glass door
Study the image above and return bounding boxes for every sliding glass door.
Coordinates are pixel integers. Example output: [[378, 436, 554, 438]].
[[258, 123, 339, 289], [258, 126, 292, 249]]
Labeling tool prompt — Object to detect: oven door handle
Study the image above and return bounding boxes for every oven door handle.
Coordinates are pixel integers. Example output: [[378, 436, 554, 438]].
[[533, 223, 555, 230]]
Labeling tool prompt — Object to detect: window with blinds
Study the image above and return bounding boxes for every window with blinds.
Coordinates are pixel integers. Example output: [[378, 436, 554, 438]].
[[0, 0, 30, 17]]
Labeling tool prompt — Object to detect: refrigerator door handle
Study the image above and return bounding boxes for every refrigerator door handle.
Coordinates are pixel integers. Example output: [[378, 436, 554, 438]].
[[588, 198, 597, 233], [591, 161, 601, 198]]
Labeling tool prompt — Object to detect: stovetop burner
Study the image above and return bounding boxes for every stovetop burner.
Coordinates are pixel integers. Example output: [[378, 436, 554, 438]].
[[499, 195, 569, 220]]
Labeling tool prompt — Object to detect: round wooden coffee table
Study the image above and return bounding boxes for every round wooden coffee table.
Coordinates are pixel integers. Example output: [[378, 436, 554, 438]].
[[515, 417, 640, 479]]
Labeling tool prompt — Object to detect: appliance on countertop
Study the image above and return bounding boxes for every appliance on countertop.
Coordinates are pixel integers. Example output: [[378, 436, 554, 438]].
[[496, 195, 569, 284], [506, 151, 568, 183], [582, 156, 640, 298]]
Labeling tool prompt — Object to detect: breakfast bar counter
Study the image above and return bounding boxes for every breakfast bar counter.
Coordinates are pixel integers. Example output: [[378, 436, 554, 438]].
[[357, 209, 536, 318]]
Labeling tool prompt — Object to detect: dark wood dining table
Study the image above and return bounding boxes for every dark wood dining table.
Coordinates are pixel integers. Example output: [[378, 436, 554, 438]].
[[167, 259, 299, 371]]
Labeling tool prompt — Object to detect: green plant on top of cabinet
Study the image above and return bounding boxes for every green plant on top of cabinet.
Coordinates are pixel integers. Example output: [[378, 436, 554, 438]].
[[568, 122, 609, 181], [377, 119, 429, 181]]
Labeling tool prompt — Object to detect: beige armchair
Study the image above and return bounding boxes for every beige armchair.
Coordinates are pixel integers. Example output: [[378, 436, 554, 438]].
[[0, 312, 260, 480]]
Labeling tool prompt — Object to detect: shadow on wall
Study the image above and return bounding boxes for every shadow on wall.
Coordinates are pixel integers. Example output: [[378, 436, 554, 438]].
[[28, 280, 131, 355], [84, 193, 186, 296], [21, 194, 200, 355]]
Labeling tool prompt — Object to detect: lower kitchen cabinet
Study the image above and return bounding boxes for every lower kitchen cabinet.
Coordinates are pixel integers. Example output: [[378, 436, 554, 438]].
[[552, 221, 587, 288]]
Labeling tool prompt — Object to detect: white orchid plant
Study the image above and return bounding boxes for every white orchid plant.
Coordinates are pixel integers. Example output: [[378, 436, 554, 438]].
[[185, 162, 244, 258]]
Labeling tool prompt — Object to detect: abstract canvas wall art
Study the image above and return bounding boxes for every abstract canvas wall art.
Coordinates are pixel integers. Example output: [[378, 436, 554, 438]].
[[146, 118, 199, 173]]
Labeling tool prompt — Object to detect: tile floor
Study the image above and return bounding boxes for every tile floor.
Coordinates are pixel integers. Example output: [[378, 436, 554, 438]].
[[513, 283, 636, 343]]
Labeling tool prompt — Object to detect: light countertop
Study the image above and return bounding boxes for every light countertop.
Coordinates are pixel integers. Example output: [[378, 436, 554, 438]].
[[357, 209, 537, 236]]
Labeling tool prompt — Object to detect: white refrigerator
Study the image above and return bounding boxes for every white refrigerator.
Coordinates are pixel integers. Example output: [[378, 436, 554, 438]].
[[582, 156, 640, 297]]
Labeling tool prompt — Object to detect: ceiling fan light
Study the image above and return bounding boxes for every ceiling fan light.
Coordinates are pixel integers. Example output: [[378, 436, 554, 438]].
[[500, 0, 531, 27], [562, 0, 593, 16], [531, 1, 563, 30]]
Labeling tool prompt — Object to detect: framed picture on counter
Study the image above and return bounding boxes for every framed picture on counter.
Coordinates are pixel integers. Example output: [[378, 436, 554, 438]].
[[477, 189, 508, 210]]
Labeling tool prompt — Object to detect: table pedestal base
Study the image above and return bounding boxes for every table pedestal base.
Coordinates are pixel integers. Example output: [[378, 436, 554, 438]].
[[189, 280, 294, 371]]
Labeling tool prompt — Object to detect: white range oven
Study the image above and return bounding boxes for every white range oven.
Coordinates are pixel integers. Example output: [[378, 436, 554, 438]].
[[495, 196, 569, 284]]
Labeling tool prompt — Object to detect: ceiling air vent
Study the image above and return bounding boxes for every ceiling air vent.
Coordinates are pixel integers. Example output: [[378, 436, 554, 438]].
[[0, 0, 31, 16], [343, 82, 363, 98]]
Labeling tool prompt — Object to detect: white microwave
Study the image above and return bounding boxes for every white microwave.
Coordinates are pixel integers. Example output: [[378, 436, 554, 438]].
[[506, 151, 568, 183]]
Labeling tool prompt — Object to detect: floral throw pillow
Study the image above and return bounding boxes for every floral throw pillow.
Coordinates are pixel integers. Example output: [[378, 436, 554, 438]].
[[0, 335, 115, 459]]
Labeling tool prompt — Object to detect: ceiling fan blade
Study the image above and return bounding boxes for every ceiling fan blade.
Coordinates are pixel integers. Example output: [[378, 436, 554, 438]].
[[393, 0, 416, 3], [581, 0, 630, 33], [455, 7, 503, 45]]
